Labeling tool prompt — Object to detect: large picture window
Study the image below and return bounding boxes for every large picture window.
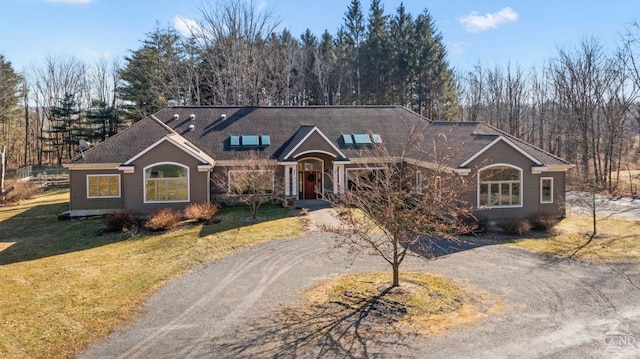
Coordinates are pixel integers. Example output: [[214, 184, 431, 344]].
[[540, 177, 553, 203], [478, 165, 522, 207], [144, 163, 189, 202], [87, 174, 120, 198]]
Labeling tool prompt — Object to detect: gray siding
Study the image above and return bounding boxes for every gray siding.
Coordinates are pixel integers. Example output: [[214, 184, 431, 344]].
[[465, 140, 566, 221], [124, 140, 210, 214], [291, 132, 340, 158], [69, 169, 125, 212]]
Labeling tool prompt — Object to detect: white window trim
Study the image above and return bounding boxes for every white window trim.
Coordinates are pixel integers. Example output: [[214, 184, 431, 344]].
[[540, 177, 554, 204], [227, 170, 275, 193], [477, 164, 523, 208], [86, 174, 121, 199], [143, 162, 190, 204]]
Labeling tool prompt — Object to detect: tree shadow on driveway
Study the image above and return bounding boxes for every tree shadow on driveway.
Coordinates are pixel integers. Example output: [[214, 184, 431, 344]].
[[205, 288, 416, 358], [411, 235, 497, 259]]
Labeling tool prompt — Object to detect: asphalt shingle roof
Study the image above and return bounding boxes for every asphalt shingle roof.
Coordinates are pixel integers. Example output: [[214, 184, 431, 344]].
[[72, 106, 571, 168]]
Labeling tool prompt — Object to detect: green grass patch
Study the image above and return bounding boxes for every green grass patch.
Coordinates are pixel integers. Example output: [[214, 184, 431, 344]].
[[506, 216, 640, 261], [0, 190, 301, 358]]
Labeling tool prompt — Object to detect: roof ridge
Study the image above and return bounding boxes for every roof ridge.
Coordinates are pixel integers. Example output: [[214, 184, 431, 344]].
[[150, 114, 177, 134], [66, 115, 172, 164], [163, 105, 405, 109]]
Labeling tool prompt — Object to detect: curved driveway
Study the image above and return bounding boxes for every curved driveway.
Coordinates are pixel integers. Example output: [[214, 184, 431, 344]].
[[82, 218, 640, 358]]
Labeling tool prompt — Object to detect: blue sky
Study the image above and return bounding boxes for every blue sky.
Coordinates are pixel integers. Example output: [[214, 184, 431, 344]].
[[1, 0, 638, 73]]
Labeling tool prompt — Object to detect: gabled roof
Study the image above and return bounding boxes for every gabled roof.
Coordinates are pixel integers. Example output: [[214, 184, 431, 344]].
[[280, 126, 347, 161], [68, 106, 571, 169], [69, 115, 173, 164], [123, 133, 215, 166]]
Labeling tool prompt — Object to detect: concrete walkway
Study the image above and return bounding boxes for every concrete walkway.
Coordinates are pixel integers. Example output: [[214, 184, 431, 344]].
[[295, 199, 343, 232]]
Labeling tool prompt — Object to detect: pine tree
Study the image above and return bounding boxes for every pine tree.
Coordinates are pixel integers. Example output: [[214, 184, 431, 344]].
[[343, 0, 365, 104], [45, 94, 79, 165], [412, 9, 458, 120], [361, 0, 391, 104], [389, 4, 415, 106], [119, 25, 186, 121]]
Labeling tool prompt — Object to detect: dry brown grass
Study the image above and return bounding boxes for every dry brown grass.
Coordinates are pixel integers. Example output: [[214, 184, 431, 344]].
[[506, 216, 640, 262], [0, 190, 302, 358], [218, 271, 503, 358], [302, 271, 503, 336]]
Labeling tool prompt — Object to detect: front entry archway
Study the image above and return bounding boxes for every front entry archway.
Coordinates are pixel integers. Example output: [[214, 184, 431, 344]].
[[298, 158, 323, 199]]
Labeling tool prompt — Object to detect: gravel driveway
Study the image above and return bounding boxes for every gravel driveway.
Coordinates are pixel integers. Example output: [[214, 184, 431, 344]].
[[81, 209, 640, 359]]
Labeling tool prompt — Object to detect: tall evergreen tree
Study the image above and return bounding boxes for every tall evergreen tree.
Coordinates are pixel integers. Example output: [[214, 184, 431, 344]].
[[119, 25, 186, 121], [44, 93, 79, 165], [300, 29, 319, 105], [413, 9, 458, 120], [343, 0, 365, 104], [362, 0, 391, 104], [317, 31, 337, 104], [389, 3, 415, 106]]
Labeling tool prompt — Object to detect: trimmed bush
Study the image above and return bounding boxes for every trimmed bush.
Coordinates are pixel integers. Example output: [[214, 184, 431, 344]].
[[497, 218, 532, 235], [103, 211, 141, 233], [527, 212, 560, 232], [145, 208, 182, 231], [184, 202, 218, 222]]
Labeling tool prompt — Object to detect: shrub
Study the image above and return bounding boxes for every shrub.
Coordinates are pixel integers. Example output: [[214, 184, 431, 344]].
[[457, 215, 485, 235], [3, 181, 39, 204], [184, 202, 218, 222], [527, 212, 560, 232], [497, 218, 532, 235], [145, 208, 182, 231], [103, 211, 141, 233]]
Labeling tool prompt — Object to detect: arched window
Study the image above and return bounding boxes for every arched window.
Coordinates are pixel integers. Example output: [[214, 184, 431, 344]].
[[478, 165, 522, 207], [144, 163, 189, 203]]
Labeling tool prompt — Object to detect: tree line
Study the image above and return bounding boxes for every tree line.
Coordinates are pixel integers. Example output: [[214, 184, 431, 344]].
[[0, 0, 639, 193]]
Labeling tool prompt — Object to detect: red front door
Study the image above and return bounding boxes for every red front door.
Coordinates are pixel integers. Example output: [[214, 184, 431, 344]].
[[303, 171, 320, 199]]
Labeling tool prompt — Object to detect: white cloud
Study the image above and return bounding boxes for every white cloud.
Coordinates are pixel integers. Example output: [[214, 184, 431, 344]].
[[83, 48, 112, 59], [449, 42, 465, 55], [257, 0, 267, 12], [45, 0, 93, 4], [459, 7, 518, 33], [174, 16, 201, 38]]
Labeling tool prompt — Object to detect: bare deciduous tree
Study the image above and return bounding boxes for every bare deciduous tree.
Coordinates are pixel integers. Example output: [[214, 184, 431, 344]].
[[212, 150, 282, 219], [327, 126, 476, 287]]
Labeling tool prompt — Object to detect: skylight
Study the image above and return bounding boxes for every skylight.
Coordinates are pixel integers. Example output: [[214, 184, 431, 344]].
[[242, 135, 259, 146], [371, 133, 382, 144], [342, 134, 353, 145], [229, 134, 270, 147], [352, 134, 372, 145]]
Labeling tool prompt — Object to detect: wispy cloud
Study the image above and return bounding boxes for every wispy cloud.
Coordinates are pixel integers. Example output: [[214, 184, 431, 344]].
[[174, 16, 202, 38], [257, 0, 267, 12], [45, 0, 93, 4], [459, 7, 518, 33], [83, 48, 112, 59], [449, 42, 465, 55]]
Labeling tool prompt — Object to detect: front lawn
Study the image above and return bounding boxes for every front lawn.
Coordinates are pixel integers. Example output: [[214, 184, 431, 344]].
[[506, 216, 640, 261], [0, 190, 301, 358]]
